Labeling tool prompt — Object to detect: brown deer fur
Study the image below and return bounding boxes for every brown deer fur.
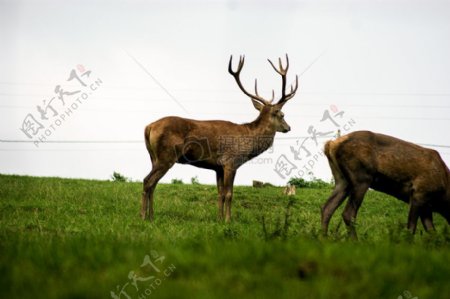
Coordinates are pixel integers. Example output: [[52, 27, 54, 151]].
[[322, 131, 450, 238], [141, 55, 298, 222]]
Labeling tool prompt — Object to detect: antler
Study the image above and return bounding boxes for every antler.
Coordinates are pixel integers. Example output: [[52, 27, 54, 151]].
[[228, 55, 274, 106], [267, 54, 298, 106], [229, 54, 298, 106]]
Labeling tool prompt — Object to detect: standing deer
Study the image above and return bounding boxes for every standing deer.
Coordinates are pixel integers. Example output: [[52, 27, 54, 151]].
[[322, 131, 450, 239], [141, 55, 298, 222]]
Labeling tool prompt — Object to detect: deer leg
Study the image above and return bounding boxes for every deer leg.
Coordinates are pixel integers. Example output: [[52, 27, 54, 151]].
[[141, 173, 151, 220], [142, 164, 171, 221], [321, 183, 349, 235], [216, 169, 225, 220], [342, 183, 369, 240], [223, 168, 236, 223], [407, 201, 422, 234], [420, 207, 435, 232], [407, 190, 434, 234]]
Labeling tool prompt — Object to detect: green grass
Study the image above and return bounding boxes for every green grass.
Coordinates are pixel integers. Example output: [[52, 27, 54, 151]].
[[0, 174, 449, 299]]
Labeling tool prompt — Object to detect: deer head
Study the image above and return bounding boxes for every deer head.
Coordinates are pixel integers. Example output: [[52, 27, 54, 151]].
[[228, 54, 299, 133]]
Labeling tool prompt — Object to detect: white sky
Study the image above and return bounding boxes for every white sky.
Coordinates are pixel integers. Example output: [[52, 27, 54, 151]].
[[1, 0, 449, 185]]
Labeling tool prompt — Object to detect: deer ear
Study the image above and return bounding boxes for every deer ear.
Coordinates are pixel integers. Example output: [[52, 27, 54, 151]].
[[251, 99, 264, 111]]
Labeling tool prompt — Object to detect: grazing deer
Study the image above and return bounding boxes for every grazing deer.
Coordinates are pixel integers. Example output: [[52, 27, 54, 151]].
[[322, 131, 450, 238], [141, 55, 298, 222]]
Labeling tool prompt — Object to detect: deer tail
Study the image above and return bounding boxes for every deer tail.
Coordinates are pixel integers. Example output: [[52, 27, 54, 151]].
[[324, 137, 348, 186], [144, 124, 155, 162], [323, 140, 332, 159]]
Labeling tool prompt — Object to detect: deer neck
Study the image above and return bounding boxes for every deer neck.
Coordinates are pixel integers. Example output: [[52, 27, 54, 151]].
[[245, 111, 276, 138], [239, 111, 277, 157]]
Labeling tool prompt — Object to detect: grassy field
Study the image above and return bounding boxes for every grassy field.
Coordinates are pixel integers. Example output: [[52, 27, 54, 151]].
[[0, 174, 449, 299]]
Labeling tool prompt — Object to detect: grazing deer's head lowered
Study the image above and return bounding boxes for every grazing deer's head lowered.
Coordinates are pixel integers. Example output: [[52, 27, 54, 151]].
[[141, 55, 298, 222], [322, 131, 450, 239]]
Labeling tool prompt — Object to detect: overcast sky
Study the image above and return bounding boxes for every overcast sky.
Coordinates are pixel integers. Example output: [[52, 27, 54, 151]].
[[1, 0, 450, 185]]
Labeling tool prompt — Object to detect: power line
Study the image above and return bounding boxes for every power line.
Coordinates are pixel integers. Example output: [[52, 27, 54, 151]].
[[124, 50, 190, 114], [4, 107, 450, 120], [1, 139, 449, 148], [2, 99, 450, 109], [0, 148, 142, 152], [1, 81, 450, 97], [0, 139, 142, 144], [418, 144, 450, 149], [2, 90, 450, 98]]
